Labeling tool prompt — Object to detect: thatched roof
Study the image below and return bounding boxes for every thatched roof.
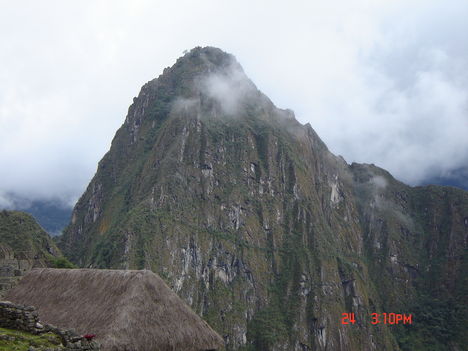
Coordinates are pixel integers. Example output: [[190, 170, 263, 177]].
[[5, 268, 224, 351]]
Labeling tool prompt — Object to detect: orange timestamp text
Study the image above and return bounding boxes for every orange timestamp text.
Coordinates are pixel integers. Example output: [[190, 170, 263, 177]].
[[341, 313, 412, 325]]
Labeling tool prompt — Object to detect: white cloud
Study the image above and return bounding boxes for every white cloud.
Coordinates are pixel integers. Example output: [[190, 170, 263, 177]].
[[200, 60, 256, 116], [1, 0, 467, 208]]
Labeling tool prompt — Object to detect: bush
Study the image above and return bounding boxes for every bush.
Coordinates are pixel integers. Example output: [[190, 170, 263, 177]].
[[47, 256, 76, 269]]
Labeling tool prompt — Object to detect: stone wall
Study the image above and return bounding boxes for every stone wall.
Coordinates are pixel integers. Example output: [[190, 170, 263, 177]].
[[0, 244, 36, 297], [0, 301, 100, 350]]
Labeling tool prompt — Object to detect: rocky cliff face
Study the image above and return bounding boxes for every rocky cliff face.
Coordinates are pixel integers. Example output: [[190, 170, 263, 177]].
[[59, 47, 467, 351]]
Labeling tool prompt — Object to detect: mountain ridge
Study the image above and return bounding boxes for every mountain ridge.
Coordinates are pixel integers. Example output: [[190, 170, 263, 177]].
[[59, 47, 467, 351]]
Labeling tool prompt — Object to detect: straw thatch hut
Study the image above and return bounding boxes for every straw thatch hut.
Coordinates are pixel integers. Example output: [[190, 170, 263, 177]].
[[5, 268, 224, 351]]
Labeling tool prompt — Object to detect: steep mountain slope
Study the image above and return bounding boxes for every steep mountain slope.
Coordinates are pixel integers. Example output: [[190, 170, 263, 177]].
[[0, 210, 66, 296], [59, 47, 467, 351], [0, 210, 61, 261], [350, 164, 467, 350]]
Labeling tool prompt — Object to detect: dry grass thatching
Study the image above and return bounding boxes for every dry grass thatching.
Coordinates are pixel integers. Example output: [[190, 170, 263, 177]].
[[5, 268, 224, 351]]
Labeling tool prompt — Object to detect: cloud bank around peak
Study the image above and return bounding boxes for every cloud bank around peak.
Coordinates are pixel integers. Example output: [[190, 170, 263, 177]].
[[200, 61, 257, 116], [1, 0, 467, 209]]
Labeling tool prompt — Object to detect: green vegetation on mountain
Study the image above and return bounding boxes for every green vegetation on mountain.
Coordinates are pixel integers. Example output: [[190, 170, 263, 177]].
[[0, 210, 61, 261], [58, 47, 467, 351], [0, 210, 73, 275]]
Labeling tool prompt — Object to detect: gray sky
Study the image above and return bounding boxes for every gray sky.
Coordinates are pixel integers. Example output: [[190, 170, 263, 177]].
[[1, 0, 467, 208]]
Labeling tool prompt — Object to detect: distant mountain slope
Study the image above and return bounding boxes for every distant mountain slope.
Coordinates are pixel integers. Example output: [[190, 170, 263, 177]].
[[58, 47, 467, 351], [0, 210, 68, 296], [422, 167, 468, 191], [0, 210, 61, 260], [0, 196, 73, 236]]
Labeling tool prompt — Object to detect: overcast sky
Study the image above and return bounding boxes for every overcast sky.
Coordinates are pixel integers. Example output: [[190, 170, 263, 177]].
[[1, 0, 467, 208]]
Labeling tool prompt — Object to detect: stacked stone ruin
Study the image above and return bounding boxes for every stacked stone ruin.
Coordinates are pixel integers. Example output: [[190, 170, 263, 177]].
[[0, 244, 35, 297], [0, 301, 100, 350], [0, 244, 100, 350]]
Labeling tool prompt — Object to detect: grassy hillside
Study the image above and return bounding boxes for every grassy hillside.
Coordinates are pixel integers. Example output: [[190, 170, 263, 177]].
[[0, 327, 64, 351]]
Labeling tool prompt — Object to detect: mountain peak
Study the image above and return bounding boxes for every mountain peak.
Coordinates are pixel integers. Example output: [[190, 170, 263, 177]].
[[121, 46, 313, 149], [179, 46, 240, 71], [127, 46, 284, 129], [153, 46, 246, 90]]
